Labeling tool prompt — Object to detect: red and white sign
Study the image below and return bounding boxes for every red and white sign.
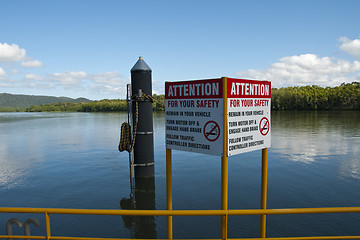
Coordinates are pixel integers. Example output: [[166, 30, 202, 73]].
[[165, 77, 271, 156], [165, 79, 223, 155], [227, 78, 271, 155]]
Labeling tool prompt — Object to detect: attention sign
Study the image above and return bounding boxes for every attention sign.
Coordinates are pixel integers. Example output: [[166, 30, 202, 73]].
[[227, 78, 271, 155], [165, 77, 271, 156], [165, 79, 224, 155]]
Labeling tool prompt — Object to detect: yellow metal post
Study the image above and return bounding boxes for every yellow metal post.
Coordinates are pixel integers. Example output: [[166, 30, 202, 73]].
[[45, 212, 51, 240], [166, 148, 173, 240], [221, 77, 228, 240], [260, 148, 268, 238]]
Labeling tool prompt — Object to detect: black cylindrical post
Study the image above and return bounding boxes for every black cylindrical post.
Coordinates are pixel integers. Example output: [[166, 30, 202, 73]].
[[131, 57, 155, 178]]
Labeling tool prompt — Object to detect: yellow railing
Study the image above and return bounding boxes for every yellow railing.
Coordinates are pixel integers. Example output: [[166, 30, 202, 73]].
[[1, 206, 360, 240]]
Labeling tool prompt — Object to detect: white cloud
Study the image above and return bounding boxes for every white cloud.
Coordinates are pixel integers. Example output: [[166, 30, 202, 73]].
[[88, 71, 127, 97], [339, 37, 360, 58], [25, 73, 43, 81], [152, 79, 164, 95], [0, 43, 26, 62], [50, 71, 87, 87], [236, 54, 360, 88], [45, 71, 127, 97], [21, 59, 44, 68], [90, 71, 123, 85], [89, 84, 125, 96], [0, 43, 44, 83], [11, 69, 20, 74], [0, 67, 6, 76]]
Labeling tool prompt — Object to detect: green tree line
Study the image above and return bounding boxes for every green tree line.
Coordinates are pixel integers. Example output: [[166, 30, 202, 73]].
[[272, 82, 360, 110], [25, 94, 166, 112], [26, 99, 128, 112], [0, 107, 25, 112], [22, 82, 360, 112], [0, 93, 90, 108]]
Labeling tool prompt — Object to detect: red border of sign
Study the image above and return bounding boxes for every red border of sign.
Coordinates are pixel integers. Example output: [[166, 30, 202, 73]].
[[165, 78, 223, 99], [227, 78, 271, 99]]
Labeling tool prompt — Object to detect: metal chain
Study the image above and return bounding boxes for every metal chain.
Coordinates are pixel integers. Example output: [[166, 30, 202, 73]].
[[118, 92, 154, 153]]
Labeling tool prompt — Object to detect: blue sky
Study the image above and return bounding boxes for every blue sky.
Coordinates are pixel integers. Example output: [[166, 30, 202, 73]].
[[1, 0, 360, 100]]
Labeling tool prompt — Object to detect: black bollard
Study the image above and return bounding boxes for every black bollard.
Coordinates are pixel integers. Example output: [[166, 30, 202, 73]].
[[130, 57, 155, 178]]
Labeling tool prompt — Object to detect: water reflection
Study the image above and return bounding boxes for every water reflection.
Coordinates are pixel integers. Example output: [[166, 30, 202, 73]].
[[120, 177, 157, 239], [271, 111, 360, 171], [0, 113, 84, 189], [338, 143, 360, 179], [0, 131, 38, 189], [0, 145, 27, 188]]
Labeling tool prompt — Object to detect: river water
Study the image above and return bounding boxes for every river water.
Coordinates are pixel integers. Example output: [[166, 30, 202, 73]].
[[0, 111, 359, 239]]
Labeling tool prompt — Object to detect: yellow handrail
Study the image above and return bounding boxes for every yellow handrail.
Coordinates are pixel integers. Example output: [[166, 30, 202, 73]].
[[1, 206, 360, 240], [2, 206, 360, 215]]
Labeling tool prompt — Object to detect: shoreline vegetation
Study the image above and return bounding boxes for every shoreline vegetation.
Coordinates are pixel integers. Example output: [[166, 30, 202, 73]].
[[1, 82, 359, 112]]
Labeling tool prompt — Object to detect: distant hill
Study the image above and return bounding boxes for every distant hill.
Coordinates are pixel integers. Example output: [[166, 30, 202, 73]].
[[0, 93, 92, 108]]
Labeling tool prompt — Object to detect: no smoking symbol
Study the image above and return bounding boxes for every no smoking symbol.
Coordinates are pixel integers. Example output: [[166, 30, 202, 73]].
[[259, 117, 270, 136], [204, 121, 220, 142]]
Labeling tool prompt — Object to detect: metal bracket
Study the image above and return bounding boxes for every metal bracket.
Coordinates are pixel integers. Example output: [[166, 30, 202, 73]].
[[133, 162, 155, 167], [136, 131, 153, 135]]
